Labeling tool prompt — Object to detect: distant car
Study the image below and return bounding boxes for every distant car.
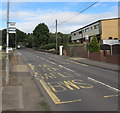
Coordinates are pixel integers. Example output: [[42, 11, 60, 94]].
[[17, 45, 20, 49], [8, 47, 13, 51]]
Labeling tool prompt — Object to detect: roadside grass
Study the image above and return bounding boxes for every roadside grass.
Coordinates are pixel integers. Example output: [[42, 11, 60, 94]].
[[39, 101, 49, 110], [0, 51, 6, 59], [0, 50, 15, 60]]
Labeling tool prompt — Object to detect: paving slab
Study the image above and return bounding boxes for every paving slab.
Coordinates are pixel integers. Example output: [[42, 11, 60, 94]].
[[12, 65, 29, 72], [2, 85, 24, 111]]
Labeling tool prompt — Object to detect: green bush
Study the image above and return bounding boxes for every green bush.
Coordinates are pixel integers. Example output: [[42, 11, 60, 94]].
[[40, 43, 56, 50], [88, 35, 100, 52]]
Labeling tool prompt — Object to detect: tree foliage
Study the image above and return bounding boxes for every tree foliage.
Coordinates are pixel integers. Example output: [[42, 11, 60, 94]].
[[33, 23, 49, 48], [2, 29, 27, 49], [88, 35, 100, 52], [25, 33, 35, 48]]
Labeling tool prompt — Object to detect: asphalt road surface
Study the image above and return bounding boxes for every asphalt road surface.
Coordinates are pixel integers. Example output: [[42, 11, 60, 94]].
[[17, 48, 119, 111]]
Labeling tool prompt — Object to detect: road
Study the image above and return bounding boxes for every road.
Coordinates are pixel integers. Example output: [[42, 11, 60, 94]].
[[17, 48, 119, 111]]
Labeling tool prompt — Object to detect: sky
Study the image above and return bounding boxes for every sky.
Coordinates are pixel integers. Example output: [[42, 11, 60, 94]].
[[0, 1, 119, 34]]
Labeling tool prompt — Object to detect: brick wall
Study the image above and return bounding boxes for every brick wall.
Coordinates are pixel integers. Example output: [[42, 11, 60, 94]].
[[89, 51, 104, 61], [63, 46, 88, 58], [106, 55, 120, 65]]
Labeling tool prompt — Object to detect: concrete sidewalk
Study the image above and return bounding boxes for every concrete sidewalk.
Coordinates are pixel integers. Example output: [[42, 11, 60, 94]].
[[68, 57, 119, 71], [2, 51, 50, 111]]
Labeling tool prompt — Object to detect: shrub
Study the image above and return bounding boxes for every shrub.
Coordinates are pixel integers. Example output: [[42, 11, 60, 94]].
[[88, 35, 100, 52], [40, 43, 56, 50]]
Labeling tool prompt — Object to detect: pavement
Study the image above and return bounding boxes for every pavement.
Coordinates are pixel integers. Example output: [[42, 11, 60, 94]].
[[2, 51, 50, 111], [67, 57, 119, 72]]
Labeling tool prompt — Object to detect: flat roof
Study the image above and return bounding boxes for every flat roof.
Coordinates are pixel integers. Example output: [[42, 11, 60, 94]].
[[71, 18, 120, 34]]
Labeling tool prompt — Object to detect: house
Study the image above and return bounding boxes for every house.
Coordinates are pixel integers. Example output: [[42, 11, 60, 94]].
[[71, 18, 120, 44]]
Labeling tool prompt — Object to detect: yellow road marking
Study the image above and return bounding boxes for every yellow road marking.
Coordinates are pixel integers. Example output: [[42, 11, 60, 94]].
[[39, 79, 81, 104], [58, 73, 66, 77], [34, 74, 38, 77], [104, 94, 120, 98], [47, 68, 53, 71], [52, 68, 58, 71], [39, 79, 60, 104], [63, 81, 80, 90], [28, 64, 34, 70], [57, 99, 81, 104], [43, 65, 47, 67]]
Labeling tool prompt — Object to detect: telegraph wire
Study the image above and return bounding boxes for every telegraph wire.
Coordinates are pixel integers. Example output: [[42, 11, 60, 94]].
[[58, 1, 98, 26], [49, 1, 99, 32]]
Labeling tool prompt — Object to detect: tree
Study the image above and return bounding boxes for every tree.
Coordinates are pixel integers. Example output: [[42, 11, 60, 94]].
[[16, 29, 27, 44], [25, 33, 35, 48], [88, 35, 100, 52], [48, 33, 56, 44], [33, 23, 49, 48], [2, 29, 27, 49]]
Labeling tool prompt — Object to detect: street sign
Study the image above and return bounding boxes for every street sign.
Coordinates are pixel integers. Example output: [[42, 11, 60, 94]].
[[8, 22, 16, 33], [103, 40, 120, 45]]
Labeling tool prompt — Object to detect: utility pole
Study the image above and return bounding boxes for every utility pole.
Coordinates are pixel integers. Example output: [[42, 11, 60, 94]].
[[6, 0, 9, 54], [55, 19, 58, 54], [6, 0, 10, 85]]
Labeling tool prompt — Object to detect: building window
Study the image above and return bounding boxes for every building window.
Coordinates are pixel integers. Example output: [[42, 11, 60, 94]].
[[85, 28, 89, 32], [114, 38, 118, 40], [109, 37, 112, 39], [91, 27, 93, 30], [94, 24, 99, 29], [79, 31, 82, 34], [74, 33, 76, 36]]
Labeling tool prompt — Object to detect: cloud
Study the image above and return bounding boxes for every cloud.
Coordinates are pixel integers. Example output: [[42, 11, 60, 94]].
[[2, 0, 120, 2], [1, 4, 118, 34]]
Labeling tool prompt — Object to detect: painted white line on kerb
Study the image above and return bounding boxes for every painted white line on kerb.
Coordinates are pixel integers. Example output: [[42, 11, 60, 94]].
[[88, 77, 120, 92]]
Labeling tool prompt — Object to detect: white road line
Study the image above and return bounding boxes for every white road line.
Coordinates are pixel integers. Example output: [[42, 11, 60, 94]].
[[42, 58, 56, 65], [59, 65, 63, 67], [17, 53, 21, 55], [40, 57, 45, 60], [49, 61, 55, 64], [88, 77, 120, 92], [58, 65, 74, 72]]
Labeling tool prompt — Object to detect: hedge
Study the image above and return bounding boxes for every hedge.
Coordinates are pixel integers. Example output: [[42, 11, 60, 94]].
[[40, 43, 56, 50]]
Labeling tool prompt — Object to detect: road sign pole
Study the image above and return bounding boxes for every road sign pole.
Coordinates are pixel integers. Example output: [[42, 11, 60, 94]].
[[6, 0, 10, 85], [6, 0, 9, 54]]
